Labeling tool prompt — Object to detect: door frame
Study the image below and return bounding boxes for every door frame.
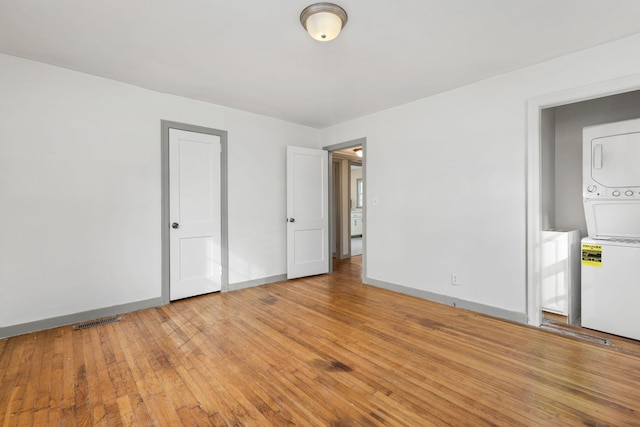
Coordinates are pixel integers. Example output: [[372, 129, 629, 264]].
[[331, 159, 343, 259], [330, 157, 352, 260], [323, 137, 367, 280], [161, 120, 229, 304], [526, 75, 640, 326]]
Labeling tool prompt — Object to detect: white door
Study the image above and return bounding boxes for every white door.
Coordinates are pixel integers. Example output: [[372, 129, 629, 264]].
[[286, 146, 329, 279], [169, 128, 222, 300]]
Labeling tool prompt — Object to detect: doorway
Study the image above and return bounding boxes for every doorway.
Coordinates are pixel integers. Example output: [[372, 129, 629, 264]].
[[527, 76, 640, 327], [161, 120, 229, 304], [537, 90, 640, 328], [324, 138, 366, 280]]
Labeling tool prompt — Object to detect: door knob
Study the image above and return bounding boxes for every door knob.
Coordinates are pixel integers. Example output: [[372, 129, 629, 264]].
[[289, 218, 295, 223], [172, 222, 180, 229]]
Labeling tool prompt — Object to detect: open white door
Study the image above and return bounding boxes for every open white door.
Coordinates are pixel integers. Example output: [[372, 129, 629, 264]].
[[286, 146, 329, 279], [169, 128, 222, 300]]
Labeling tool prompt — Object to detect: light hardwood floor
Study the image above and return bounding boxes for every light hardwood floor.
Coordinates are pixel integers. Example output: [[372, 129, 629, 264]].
[[1, 256, 640, 426]]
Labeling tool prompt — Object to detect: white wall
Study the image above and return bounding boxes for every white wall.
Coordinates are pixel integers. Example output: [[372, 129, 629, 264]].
[[0, 53, 319, 329], [320, 33, 640, 317], [6, 33, 640, 332]]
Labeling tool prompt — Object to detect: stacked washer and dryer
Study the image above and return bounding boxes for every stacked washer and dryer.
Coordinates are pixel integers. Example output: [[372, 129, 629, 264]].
[[581, 118, 640, 341]]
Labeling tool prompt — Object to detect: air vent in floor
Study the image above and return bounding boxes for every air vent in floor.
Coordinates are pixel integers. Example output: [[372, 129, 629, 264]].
[[73, 315, 122, 330]]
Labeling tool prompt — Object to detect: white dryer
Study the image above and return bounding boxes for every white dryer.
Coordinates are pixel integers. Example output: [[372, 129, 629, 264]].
[[583, 118, 640, 239], [582, 118, 640, 340]]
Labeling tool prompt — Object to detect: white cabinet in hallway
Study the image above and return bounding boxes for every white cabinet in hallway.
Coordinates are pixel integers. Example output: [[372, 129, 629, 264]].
[[351, 212, 363, 236]]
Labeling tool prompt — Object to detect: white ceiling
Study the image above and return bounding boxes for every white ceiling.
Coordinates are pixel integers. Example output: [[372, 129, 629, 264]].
[[2, 1, 640, 128]]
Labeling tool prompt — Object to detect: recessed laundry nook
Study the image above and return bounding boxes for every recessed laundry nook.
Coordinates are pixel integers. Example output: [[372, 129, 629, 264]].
[[539, 90, 640, 340]]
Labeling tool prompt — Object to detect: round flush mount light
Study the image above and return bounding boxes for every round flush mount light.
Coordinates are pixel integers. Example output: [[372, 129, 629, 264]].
[[300, 3, 348, 42]]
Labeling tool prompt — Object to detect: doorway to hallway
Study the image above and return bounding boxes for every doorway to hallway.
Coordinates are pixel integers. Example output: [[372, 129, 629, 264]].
[[324, 138, 366, 281]]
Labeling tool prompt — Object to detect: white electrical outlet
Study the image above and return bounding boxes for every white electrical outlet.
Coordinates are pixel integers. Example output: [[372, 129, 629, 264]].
[[451, 274, 460, 285]]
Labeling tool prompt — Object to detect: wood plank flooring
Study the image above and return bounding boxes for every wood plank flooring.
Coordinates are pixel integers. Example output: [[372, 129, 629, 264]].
[[2, 256, 640, 426]]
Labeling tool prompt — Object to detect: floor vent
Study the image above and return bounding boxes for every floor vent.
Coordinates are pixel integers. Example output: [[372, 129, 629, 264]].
[[541, 323, 611, 346], [73, 315, 121, 330]]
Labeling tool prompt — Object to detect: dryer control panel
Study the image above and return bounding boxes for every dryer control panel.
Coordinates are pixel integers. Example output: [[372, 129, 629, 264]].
[[583, 119, 640, 198], [584, 186, 640, 198], [583, 118, 640, 239]]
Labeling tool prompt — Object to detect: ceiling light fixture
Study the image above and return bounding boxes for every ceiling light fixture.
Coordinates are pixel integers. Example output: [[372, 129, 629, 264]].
[[300, 3, 348, 42], [353, 148, 362, 157]]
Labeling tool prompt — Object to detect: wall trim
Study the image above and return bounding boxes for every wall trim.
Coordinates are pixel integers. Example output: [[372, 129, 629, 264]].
[[228, 274, 288, 292], [323, 137, 367, 152], [366, 278, 527, 324], [526, 74, 640, 327], [0, 297, 164, 340]]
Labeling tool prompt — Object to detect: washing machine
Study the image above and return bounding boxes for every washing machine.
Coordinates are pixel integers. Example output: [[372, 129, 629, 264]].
[[582, 118, 640, 340], [581, 237, 640, 340]]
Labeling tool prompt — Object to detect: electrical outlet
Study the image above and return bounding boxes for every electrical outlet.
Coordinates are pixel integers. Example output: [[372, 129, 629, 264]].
[[451, 274, 460, 285]]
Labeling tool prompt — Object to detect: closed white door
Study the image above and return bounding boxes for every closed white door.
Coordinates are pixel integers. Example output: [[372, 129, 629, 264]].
[[169, 129, 221, 300], [286, 146, 329, 279]]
